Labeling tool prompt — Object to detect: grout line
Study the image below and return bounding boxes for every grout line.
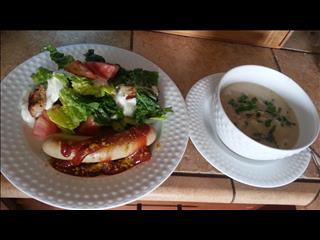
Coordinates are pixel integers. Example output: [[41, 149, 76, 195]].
[[172, 171, 320, 183], [271, 49, 282, 72], [230, 179, 236, 203], [278, 31, 294, 48], [130, 31, 134, 51], [1, 198, 23, 210], [310, 146, 320, 158], [137, 203, 142, 210], [141, 203, 193, 207], [305, 188, 320, 207], [280, 47, 320, 55], [172, 171, 228, 179], [295, 178, 320, 183]]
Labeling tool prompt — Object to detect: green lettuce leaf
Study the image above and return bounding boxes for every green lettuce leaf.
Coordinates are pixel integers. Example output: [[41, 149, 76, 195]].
[[31, 67, 53, 84], [70, 76, 115, 97], [47, 104, 88, 130], [48, 87, 123, 130], [148, 107, 173, 121], [84, 49, 106, 63], [134, 88, 173, 123], [53, 72, 70, 87], [112, 68, 159, 88], [47, 89, 92, 130], [91, 95, 124, 125], [43, 44, 74, 69], [130, 69, 158, 87]]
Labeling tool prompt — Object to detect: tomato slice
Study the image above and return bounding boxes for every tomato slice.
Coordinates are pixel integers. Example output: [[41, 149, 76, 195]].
[[33, 111, 60, 138], [64, 60, 97, 80], [84, 62, 119, 81], [77, 116, 101, 136]]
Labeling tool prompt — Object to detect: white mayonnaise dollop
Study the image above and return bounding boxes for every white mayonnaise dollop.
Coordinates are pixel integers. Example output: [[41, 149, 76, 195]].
[[45, 76, 64, 110], [114, 86, 137, 117], [20, 87, 35, 127]]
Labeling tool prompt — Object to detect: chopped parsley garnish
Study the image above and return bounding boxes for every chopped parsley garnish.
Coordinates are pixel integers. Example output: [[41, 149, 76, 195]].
[[228, 94, 295, 129], [252, 125, 278, 147], [265, 119, 272, 127], [256, 112, 261, 118], [228, 94, 258, 114], [264, 101, 277, 117]]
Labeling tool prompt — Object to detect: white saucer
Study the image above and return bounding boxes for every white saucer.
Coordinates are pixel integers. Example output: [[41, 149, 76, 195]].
[[186, 73, 311, 188]]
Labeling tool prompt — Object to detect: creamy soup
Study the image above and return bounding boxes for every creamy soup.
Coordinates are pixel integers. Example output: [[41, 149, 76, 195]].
[[221, 82, 299, 149]]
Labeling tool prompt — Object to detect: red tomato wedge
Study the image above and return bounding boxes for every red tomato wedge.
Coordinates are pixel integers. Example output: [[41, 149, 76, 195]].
[[64, 60, 97, 80], [33, 111, 60, 138], [84, 62, 119, 81], [77, 116, 102, 136]]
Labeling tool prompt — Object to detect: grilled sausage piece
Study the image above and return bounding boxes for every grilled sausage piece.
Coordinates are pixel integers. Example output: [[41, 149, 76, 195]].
[[42, 125, 157, 163]]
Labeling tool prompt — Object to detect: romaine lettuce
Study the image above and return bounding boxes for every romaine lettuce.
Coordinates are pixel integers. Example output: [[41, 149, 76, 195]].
[[91, 95, 124, 125], [111, 68, 159, 88], [70, 76, 115, 97], [48, 88, 123, 130], [84, 49, 106, 63], [47, 104, 87, 130], [43, 44, 74, 69], [31, 67, 53, 84], [134, 88, 173, 123], [47, 89, 91, 130]]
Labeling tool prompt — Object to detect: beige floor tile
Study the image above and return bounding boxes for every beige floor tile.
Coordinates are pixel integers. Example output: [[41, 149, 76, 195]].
[[141, 176, 233, 203], [296, 191, 320, 210], [233, 181, 320, 206], [283, 31, 320, 54], [1, 175, 29, 198], [175, 140, 222, 174], [300, 159, 320, 179]]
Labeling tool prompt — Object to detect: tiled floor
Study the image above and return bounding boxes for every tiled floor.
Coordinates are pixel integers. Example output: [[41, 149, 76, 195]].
[[1, 31, 320, 210], [232, 181, 320, 206]]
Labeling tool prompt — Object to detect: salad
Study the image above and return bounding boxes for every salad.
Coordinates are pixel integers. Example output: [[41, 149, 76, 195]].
[[21, 44, 172, 176]]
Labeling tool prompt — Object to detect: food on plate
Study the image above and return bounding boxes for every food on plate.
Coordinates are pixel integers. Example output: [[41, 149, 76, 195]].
[[20, 44, 173, 176], [221, 82, 299, 149], [28, 85, 47, 118], [42, 125, 156, 163]]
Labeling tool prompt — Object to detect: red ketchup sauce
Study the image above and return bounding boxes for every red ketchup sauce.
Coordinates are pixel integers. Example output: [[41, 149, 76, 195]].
[[50, 125, 152, 177]]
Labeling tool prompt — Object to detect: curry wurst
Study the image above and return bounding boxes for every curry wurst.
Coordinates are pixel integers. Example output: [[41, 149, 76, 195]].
[[42, 125, 157, 164]]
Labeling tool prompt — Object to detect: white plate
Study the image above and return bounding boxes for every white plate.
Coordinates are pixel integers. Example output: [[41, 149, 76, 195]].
[[1, 44, 189, 209], [186, 73, 311, 188]]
